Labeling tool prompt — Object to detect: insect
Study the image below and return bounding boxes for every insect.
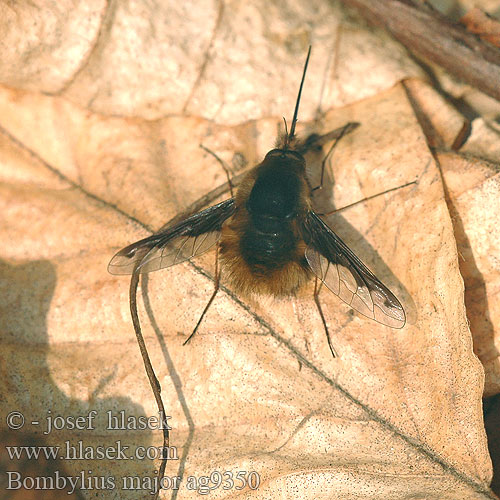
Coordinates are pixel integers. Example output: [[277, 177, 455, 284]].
[[108, 47, 406, 358]]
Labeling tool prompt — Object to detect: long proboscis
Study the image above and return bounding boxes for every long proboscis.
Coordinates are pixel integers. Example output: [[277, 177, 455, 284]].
[[285, 45, 312, 148]]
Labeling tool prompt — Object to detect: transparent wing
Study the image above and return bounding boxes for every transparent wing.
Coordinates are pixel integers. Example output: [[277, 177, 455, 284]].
[[124, 231, 221, 274], [302, 211, 406, 328], [108, 198, 235, 275]]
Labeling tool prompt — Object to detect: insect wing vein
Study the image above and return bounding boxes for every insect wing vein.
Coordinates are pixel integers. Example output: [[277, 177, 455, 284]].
[[302, 210, 405, 328], [108, 198, 235, 275]]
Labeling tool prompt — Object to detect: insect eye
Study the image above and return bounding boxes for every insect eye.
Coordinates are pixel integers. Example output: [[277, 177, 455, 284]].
[[265, 149, 282, 158], [265, 149, 304, 162]]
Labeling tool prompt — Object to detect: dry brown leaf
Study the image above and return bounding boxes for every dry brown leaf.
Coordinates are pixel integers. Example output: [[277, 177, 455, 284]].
[[0, 78, 494, 499], [0, 2, 496, 498], [437, 151, 500, 397], [0, 0, 423, 122], [402, 79, 500, 397], [463, 119, 500, 164], [403, 78, 469, 150], [460, 8, 500, 48]]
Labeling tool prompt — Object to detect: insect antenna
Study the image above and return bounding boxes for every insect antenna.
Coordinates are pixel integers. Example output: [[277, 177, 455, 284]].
[[282, 116, 289, 140], [284, 45, 312, 149]]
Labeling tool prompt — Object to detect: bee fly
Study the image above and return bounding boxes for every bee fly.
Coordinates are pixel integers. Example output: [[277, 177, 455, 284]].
[[108, 47, 406, 357]]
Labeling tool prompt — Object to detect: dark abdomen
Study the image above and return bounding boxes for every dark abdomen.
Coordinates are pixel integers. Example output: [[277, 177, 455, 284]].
[[219, 213, 310, 297], [240, 223, 296, 273]]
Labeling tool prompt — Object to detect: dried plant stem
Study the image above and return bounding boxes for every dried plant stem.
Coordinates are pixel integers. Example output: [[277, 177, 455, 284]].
[[339, 0, 500, 101], [129, 271, 169, 499]]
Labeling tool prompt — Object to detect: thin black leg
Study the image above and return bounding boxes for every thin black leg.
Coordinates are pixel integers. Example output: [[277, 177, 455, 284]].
[[311, 122, 354, 192], [183, 244, 221, 345], [199, 144, 234, 198], [317, 180, 417, 216], [313, 277, 338, 358]]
